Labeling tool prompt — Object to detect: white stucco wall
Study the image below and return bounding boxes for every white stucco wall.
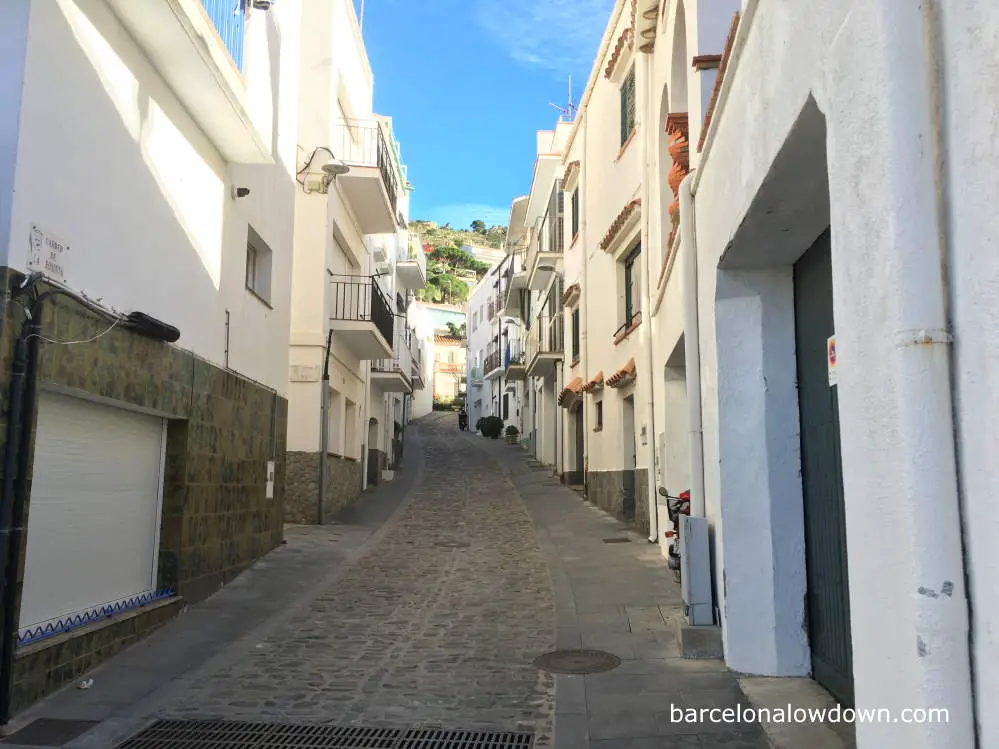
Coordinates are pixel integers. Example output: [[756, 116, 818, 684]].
[[4, 0, 300, 394], [692, 1, 983, 745], [938, 3, 999, 745]]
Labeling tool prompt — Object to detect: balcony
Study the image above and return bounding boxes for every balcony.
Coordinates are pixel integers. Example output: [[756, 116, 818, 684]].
[[410, 337, 426, 391], [332, 120, 401, 234], [371, 331, 414, 394], [526, 212, 564, 290], [484, 348, 503, 380], [526, 313, 564, 379], [329, 275, 394, 360], [397, 233, 428, 290], [104, 0, 271, 164], [504, 341, 527, 381]]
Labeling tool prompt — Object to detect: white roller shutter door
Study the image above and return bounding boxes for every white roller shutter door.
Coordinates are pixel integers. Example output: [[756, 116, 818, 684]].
[[19, 391, 166, 632]]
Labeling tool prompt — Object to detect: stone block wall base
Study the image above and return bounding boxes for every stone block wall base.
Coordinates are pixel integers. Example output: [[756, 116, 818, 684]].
[[12, 597, 184, 714], [585, 469, 649, 532], [674, 620, 724, 659], [285, 451, 362, 524]]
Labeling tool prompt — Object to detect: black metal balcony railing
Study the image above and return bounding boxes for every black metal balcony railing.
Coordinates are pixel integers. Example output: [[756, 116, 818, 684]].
[[484, 350, 502, 374], [331, 119, 399, 219], [329, 275, 394, 346], [534, 314, 564, 356]]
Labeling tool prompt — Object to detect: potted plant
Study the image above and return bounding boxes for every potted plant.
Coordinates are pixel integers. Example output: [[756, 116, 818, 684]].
[[481, 416, 504, 439], [505, 425, 520, 445]]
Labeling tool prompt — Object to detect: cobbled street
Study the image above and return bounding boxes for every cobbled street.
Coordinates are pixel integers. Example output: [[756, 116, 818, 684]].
[[1, 412, 781, 749], [158, 414, 556, 733]]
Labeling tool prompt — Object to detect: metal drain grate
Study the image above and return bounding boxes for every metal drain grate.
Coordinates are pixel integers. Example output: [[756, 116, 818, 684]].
[[398, 729, 533, 748], [116, 721, 534, 748], [602, 537, 631, 543]]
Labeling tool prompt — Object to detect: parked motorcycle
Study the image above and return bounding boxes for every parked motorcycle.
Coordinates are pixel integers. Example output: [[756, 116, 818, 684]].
[[658, 487, 690, 583], [457, 409, 468, 431]]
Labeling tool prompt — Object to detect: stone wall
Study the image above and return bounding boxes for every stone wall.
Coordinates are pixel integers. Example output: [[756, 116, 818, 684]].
[[0, 277, 287, 712], [11, 598, 183, 714], [586, 469, 649, 533], [285, 452, 362, 524]]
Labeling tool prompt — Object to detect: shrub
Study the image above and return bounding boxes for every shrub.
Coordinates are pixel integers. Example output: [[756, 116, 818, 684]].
[[505, 425, 519, 437], [475, 417, 486, 432], [480, 416, 504, 439]]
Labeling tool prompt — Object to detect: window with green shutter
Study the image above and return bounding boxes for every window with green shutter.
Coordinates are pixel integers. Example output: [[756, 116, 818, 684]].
[[620, 67, 636, 146]]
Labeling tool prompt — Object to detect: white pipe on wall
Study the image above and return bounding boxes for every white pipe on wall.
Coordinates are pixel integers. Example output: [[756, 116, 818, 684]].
[[640, 51, 660, 543], [876, 1, 974, 744], [679, 173, 705, 518]]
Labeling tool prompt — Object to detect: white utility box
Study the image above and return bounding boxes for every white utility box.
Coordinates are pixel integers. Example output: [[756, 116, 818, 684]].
[[679, 515, 712, 625]]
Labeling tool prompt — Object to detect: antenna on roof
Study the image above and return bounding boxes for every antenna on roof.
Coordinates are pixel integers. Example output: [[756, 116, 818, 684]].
[[549, 75, 577, 122]]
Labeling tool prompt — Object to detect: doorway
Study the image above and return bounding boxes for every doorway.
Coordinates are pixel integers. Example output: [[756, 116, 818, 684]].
[[574, 405, 585, 483], [793, 229, 853, 706], [622, 395, 637, 520], [367, 417, 379, 486]]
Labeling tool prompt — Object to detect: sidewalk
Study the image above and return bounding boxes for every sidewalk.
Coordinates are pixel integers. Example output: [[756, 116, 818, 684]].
[[472, 433, 772, 749]]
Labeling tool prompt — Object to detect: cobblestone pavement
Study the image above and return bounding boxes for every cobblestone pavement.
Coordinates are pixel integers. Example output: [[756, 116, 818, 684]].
[[153, 412, 555, 737]]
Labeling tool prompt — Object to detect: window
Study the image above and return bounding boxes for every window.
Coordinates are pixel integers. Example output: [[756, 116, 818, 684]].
[[246, 226, 273, 304], [572, 308, 580, 362], [595, 400, 604, 432], [624, 243, 641, 326], [571, 189, 580, 239], [620, 67, 636, 146]]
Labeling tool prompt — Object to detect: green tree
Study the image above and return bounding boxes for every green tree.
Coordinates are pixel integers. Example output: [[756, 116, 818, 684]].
[[445, 321, 467, 339], [470, 219, 486, 234]]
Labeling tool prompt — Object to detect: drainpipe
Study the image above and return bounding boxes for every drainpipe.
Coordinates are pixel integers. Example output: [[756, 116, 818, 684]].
[[877, 1, 974, 744], [679, 174, 705, 518], [318, 329, 333, 524], [641, 51, 660, 543], [580, 109, 590, 486]]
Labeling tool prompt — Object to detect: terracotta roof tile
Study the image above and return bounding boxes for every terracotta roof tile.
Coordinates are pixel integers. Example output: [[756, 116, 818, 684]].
[[562, 283, 581, 306], [434, 335, 464, 346], [558, 377, 585, 407], [600, 199, 642, 252], [607, 358, 637, 388], [582, 371, 604, 393], [604, 27, 635, 79]]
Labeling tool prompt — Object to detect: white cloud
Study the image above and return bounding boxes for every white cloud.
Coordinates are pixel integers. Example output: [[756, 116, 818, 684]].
[[475, 0, 614, 74], [419, 203, 511, 230]]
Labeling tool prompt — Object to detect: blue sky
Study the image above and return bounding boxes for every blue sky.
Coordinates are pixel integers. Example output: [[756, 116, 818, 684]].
[[354, 0, 614, 231]]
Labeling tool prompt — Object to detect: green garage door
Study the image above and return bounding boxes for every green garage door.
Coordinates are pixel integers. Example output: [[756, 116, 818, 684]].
[[793, 229, 854, 707]]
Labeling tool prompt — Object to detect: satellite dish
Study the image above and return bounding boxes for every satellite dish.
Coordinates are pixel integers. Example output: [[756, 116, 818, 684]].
[[323, 160, 350, 177]]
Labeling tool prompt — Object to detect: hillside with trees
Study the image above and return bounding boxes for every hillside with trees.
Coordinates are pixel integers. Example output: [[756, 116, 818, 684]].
[[410, 220, 508, 252], [410, 219, 508, 305]]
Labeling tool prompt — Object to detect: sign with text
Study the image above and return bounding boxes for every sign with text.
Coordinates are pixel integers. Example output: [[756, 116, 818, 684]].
[[28, 224, 70, 282], [827, 335, 837, 387]]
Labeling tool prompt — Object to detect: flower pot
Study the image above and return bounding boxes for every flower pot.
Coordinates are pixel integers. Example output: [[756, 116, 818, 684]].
[[506, 435, 519, 445]]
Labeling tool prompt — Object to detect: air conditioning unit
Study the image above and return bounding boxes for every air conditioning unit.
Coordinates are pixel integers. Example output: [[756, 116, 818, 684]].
[[679, 515, 712, 625]]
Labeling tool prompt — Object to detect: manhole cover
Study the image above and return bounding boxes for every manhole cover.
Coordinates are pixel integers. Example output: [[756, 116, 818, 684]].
[[532, 649, 622, 675], [115, 721, 534, 748], [602, 537, 631, 543], [434, 541, 471, 548], [1, 719, 99, 745]]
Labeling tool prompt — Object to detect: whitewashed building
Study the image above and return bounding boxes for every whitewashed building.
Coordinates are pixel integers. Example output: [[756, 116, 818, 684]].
[[284, 0, 425, 521], [499, 0, 999, 746], [0, 0, 302, 715]]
